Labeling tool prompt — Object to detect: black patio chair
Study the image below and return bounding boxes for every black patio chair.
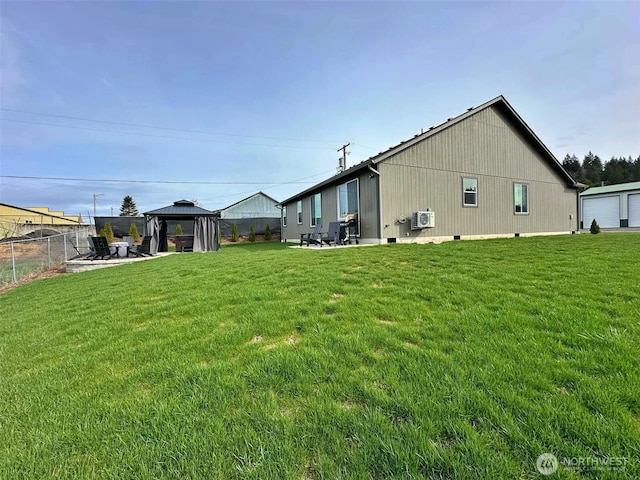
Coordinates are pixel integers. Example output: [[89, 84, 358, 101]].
[[129, 236, 153, 257], [300, 224, 322, 247], [88, 236, 113, 260], [320, 222, 342, 247]]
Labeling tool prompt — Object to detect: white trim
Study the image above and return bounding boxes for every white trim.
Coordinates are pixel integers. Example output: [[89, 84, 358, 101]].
[[336, 178, 360, 221], [514, 182, 529, 215], [462, 177, 478, 207], [310, 193, 321, 227]]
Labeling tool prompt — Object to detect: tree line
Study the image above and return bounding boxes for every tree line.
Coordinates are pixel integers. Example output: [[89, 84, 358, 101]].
[[562, 152, 640, 187]]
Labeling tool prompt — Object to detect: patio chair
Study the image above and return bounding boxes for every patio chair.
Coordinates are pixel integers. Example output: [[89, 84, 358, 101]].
[[300, 224, 322, 247], [129, 236, 153, 257], [88, 236, 113, 260], [320, 222, 342, 247], [67, 236, 94, 260]]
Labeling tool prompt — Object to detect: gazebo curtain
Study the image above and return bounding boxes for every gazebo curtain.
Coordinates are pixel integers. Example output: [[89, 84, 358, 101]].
[[145, 214, 219, 253], [145, 215, 160, 254], [193, 216, 219, 252]]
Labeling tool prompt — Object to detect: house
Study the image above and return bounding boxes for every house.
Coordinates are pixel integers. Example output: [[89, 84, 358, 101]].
[[0, 203, 84, 239], [214, 191, 281, 238], [580, 181, 640, 229], [280, 95, 579, 244]]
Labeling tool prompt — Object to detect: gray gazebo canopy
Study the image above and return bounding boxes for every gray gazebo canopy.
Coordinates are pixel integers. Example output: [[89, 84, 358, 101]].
[[143, 200, 219, 253]]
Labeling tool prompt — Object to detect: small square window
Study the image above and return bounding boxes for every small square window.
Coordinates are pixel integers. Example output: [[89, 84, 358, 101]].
[[462, 178, 478, 207], [282, 206, 287, 227]]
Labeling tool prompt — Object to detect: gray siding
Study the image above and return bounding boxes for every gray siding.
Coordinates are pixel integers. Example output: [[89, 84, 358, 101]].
[[380, 106, 577, 239], [221, 194, 279, 219], [282, 170, 380, 242]]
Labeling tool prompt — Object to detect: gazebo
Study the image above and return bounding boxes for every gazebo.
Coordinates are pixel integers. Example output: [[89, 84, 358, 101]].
[[143, 200, 219, 254]]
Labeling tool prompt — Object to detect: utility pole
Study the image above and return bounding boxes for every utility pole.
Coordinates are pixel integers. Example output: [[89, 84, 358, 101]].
[[337, 143, 350, 173], [93, 194, 104, 219]]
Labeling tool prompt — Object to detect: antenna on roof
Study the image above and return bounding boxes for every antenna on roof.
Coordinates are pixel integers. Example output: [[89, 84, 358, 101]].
[[337, 143, 350, 173]]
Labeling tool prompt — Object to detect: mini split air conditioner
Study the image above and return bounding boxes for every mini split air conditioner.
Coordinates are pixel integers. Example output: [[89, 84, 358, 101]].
[[411, 211, 435, 229]]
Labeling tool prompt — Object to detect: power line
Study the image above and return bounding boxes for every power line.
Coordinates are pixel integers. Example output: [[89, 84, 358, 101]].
[[0, 108, 338, 144], [1, 118, 335, 150], [0, 174, 324, 185]]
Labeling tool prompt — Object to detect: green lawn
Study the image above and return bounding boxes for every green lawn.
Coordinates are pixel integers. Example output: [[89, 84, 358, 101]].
[[1, 235, 638, 479]]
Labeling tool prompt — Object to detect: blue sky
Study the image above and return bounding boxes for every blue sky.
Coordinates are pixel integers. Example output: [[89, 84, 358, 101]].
[[1, 1, 638, 219]]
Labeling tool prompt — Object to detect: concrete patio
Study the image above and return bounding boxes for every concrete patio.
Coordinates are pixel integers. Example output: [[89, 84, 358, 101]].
[[66, 252, 173, 273]]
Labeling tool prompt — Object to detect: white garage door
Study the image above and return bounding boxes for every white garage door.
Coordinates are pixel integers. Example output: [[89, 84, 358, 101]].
[[629, 194, 640, 227], [582, 196, 619, 228]]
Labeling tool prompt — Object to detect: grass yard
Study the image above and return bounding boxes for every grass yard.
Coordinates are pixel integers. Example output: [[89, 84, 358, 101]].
[[1, 235, 639, 479]]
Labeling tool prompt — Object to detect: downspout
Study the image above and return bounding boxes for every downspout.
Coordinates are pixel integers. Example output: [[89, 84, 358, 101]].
[[368, 164, 383, 243]]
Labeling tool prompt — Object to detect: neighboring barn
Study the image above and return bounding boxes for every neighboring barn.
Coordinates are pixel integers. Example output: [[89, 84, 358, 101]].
[[0, 203, 84, 239], [214, 192, 281, 238], [580, 181, 640, 229], [280, 95, 579, 244]]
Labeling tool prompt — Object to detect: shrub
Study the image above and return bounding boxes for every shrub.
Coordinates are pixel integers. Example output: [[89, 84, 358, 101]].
[[175, 224, 184, 235], [590, 219, 601, 234], [264, 223, 272, 241], [231, 224, 239, 242], [249, 225, 256, 242], [128, 223, 141, 242], [99, 222, 115, 244]]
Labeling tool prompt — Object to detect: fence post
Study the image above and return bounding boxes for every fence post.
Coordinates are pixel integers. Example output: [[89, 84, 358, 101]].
[[47, 237, 51, 268], [11, 242, 17, 282], [64, 233, 68, 260]]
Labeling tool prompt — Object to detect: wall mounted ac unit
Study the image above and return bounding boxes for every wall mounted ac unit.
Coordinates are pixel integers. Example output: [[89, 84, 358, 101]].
[[411, 211, 435, 229]]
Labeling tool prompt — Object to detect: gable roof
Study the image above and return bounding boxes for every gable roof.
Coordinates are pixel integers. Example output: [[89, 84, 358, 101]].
[[0, 202, 82, 223], [281, 95, 577, 205], [213, 191, 279, 214], [144, 200, 216, 216], [580, 181, 640, 197]]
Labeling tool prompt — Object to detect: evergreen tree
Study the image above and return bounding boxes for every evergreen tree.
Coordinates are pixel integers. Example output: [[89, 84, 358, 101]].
[[248, 224, 256, 242], [582, 152, 603, 186], [602, 157, 625, 185], [231, 224, 239, 242], [175, 224, 184, 235], [119, 195, 139, 217], [128, 223, 141, 242], [562, 154, 583, 181], [99, 222, 115, 244], [264, 223, 272, 241]]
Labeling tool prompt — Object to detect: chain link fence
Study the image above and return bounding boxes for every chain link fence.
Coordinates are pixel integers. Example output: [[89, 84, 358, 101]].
[[0, 228, 94, 286]]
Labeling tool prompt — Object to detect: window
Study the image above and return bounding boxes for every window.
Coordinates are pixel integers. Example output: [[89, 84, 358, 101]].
[[462, 178, 478, 207], [282, 206, 287, 227], [296, 200, 302, 224], [310, 193, 322, 227], [337, 179, 359, 235], [514, 183, 529, 214]]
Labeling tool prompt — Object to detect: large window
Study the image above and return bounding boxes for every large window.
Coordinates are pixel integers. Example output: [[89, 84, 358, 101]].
[[338, 179, 359, 219], [514, 183, 529, 214], [282, 206, 287, 227], [462, 178, 478, 207], [310, 193, 321, 227], [338, 179, 359, 235], [296, 200, 302, 224]]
